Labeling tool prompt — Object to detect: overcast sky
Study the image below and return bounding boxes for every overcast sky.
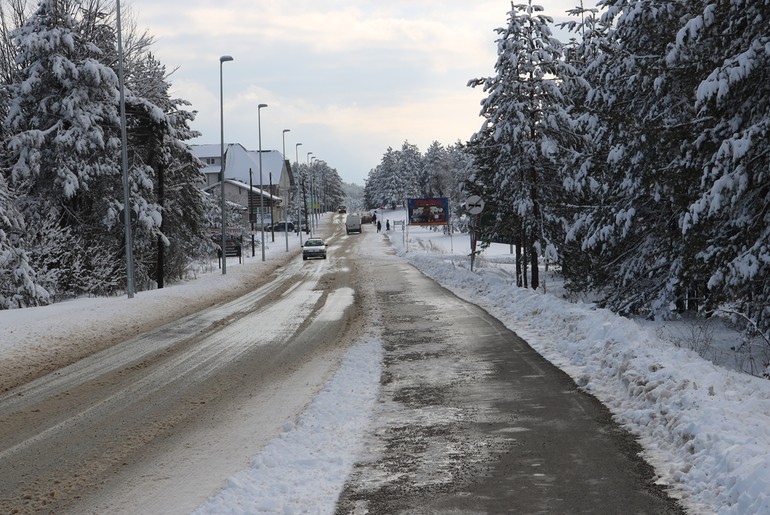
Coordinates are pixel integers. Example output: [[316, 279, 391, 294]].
[[130, 0, 580, 185]]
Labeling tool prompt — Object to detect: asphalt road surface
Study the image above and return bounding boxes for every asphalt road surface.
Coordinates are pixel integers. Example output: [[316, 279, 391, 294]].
[[0, 216, 684, 514]]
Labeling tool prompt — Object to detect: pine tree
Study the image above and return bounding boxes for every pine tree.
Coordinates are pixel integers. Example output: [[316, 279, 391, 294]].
[[120, 49, 209, 288], [676, 0, 770, 337], [397, 140, 421, 202], [0, 171, 50, 307], [4, 0, 131, 297], [421, 141, 449, 198], [557, 3, 611, 298], [377, 146, 402, 209], [559, 1, 708, 316], [468, 0, 572, 289]]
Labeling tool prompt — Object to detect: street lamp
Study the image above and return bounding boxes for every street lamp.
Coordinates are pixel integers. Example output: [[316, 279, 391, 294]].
[[295, 142, 303, 244], [219, 54, 233, 274], [307, 152, 314, 237], [258, 103, 268, 262], [116, 0, 135, 297], [310, 156, 320, 232], [249, 166, 255, 256], [282, 129, 291, 159], [282, 129, 291, 252]]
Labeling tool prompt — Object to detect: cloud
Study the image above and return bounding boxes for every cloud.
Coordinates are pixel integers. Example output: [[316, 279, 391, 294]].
[[130, 0, 581, 183]]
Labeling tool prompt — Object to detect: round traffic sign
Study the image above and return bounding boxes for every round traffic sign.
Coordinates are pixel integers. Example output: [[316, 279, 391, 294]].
[[465, 195, 485, 215]]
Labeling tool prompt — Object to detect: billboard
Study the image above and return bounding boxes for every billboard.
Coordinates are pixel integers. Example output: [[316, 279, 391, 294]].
[[407, 197, 449, 226]]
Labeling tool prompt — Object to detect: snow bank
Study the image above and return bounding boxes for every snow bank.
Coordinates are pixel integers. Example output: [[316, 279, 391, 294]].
[[193, 334, 383, 515]]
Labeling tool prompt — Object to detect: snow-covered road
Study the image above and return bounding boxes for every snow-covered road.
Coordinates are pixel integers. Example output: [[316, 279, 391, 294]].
[[2, 211, 769, 513], [0, 220, 368, 514]]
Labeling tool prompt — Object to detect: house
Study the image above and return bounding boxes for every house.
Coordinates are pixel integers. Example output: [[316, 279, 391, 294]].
[[192, 143, 295, 230]]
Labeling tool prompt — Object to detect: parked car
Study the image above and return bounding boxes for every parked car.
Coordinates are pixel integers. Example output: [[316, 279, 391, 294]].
[[302, 238, 327, 260], [293, 220, 309, 233], [265, 221, 294, 232]]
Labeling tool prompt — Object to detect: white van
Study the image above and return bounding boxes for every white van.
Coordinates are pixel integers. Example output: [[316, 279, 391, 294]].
[[345, 214, 362, 234]]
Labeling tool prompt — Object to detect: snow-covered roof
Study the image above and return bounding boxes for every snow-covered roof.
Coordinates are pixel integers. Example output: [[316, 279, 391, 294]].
[[190, 144, 221, 159], [191, 144, 288, 185]]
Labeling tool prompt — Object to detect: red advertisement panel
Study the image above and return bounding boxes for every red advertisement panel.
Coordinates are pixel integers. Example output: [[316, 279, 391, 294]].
[[407, 198, 449, 226]]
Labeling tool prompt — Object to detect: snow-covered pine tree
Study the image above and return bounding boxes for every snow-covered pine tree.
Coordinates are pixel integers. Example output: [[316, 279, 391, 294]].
[[561, 0, 709, 317], [675, 0, 770, 339], [396, 140, 421, 204], [557, 3, 611, 298], [4, 0, 137, 296], [363, 168, 378, 211], [468, 0, 573, 289], [373, 146, 402, 209], [420, 141, 449, 198], [363, 163, 382, 210], [119, 48, 210, 288], [0, 170, 51, 307], [321, 164, 345, 211], [294, 162, 312, 229]]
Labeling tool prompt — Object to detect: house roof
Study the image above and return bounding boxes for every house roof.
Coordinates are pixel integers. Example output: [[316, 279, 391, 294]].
[[191, 143, 289, 185], [190, 144, 221, 158]]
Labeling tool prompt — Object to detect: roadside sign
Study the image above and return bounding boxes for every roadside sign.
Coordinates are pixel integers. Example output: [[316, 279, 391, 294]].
[[465, 195, 485, 215]]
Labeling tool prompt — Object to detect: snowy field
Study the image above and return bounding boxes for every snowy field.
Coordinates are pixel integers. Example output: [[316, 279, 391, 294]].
[[2, 210, 769, 513]]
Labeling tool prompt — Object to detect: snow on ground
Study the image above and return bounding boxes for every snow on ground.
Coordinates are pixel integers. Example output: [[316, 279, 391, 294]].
[[381, 208, 770, 514], [2, 210, 770, 513], [192, 334, 383, 515]]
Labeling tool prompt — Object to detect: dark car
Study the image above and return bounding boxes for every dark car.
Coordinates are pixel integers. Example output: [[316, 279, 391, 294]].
[[294, 220, 309, 233], [338, 205, 347, 213], [302, 238, 327, 260], [266, 221, 294, 232]]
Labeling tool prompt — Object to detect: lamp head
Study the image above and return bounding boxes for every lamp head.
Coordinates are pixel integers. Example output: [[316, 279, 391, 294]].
[[220, 55, 233, 63], [258, 103, 268, 109]]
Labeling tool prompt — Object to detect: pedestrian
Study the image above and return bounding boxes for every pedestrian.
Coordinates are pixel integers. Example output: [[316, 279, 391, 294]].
[[386, 220, 390, 231], [377, 221, 381, 233], [372, 212, 377, 224]]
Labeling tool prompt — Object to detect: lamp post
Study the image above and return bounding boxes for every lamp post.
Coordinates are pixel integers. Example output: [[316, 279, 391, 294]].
[[269, 171, 275, 243], [282, 130, 291, 163], [282, 129, 291, 252], [258, 103, 268, 262], [321, 165, 327, 214], [219, 55, 233, 274], [249, 166, 255, 256], [311, 156, 320, 233], [295, 142, 303, 244], [116, 0, 135, 297], [307, 152, 314, 237]]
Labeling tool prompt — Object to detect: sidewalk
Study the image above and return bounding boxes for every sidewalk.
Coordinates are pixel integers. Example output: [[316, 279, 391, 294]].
[[335, 239, 684, 514]]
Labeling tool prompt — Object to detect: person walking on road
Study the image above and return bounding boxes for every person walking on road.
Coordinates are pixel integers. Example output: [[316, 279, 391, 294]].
[[386, 220, 390, 231], [377, 221, 382, 233]]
